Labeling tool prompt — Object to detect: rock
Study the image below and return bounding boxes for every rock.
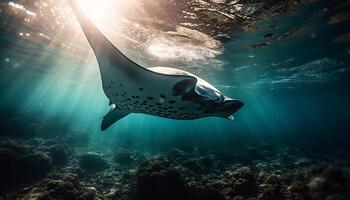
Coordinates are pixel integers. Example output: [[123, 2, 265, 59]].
[[182, 155, 216, 172], [325, 194, 349, 200], [281, 147, 299, 155], [0, 140, 52, 192], [21, 151, 52, 174], [294, 158, 311, 167], [308, 176, 325, 191], [264, 33, 274, 39], [45, 144, 68, 167], [133, 152, 147, 162], [230, 167, 258, 197], [246, 145, 276, 160], [233, 196, 244, 200], [199, 156, 215, 170], [288, 180, 308, 193], [193, 188, 226, 200], [182, 158, 202, 172], [257, 172, 284, 200], [259, 183, 284, 200], [213, 150, 238, 165], [246, 147, 259, 158], [258, 143, 276, 158], [286, 180, 309, 199], [308, 167, 350, 200], [36, 173, 96, 200], [113, 149, 135, 165], [79, 152, 109, 172], [255, 162, 269, 170], [134, 156, 194, 200], [278, 155, 294, 167], [167, 148, 187, 161], [234, 153, 253, 165]]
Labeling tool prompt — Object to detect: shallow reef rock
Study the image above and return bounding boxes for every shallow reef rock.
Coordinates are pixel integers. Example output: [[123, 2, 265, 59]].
[[167, 148, 188, 162], [113, 149, 136, 165], [0, 140, 52, 192], [229, 166, 258, 198], [133, 156, 226, 200], [79, 152, 110, 172], [0, 137, 349, 200], [192, 188, 226, 200], [42, 144, 68, 167], [30, 173, 96, 200], [133, 156, 194, 200], [257, 172, 285, 200], [308, 166, 350, 200], [286, 179, 309, 199]]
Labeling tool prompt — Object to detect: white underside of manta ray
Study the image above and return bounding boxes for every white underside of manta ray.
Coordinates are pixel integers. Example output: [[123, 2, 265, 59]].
[[68, 0, 244, 131]]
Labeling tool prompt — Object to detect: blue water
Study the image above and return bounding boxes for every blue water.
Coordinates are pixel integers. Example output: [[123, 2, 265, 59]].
[[1, 1, 350, 199], [0, 0, 349, 154]]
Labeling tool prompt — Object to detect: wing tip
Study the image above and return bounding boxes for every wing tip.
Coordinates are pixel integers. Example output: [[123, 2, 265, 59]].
[[100, 109, 129, 131], [100, 124, 108, 131]]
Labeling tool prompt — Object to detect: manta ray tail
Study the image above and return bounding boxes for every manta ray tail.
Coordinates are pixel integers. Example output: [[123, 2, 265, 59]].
[[101, 109, 129, 131]]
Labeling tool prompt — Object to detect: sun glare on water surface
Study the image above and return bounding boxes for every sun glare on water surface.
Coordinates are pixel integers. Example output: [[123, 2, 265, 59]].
[[77, 0, 114, 23]]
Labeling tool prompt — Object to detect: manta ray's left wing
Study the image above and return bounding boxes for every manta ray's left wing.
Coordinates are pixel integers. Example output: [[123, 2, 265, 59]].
[[101, 108, 129, 131]]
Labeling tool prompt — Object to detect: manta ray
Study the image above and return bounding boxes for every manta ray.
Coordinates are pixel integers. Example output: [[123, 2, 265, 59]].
[[68, 0, 243, 131]]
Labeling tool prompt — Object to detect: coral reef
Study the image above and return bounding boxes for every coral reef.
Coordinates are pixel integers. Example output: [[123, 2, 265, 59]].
[[133, 156, 193, 200], [79, 152, 110, 172], [113, 149, 136, 166], [0, 136, 349, 200], [0, 140, 52, 192]]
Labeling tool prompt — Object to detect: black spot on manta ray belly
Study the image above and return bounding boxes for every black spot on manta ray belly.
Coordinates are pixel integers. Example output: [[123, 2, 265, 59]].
[[109, 87, 204, 119], [196, 107, 203, 111], [168, 100, 176, 104]]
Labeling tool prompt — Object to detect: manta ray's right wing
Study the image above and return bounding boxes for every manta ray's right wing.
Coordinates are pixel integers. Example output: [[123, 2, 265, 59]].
[[69, 0, 200, 130], [68, 0, 198, 88]]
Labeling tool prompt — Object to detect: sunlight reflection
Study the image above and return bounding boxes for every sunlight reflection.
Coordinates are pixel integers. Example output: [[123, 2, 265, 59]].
[[77, 0, 114, 23], [9, 1, 37, 16], [147, 40, 221, 61]]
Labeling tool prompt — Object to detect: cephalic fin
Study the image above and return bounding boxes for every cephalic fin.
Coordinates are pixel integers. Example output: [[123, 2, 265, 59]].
[[227, 115, 235, 120]]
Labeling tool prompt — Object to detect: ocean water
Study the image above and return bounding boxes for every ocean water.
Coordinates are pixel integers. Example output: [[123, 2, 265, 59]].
[[0, 0, 349, 199]]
